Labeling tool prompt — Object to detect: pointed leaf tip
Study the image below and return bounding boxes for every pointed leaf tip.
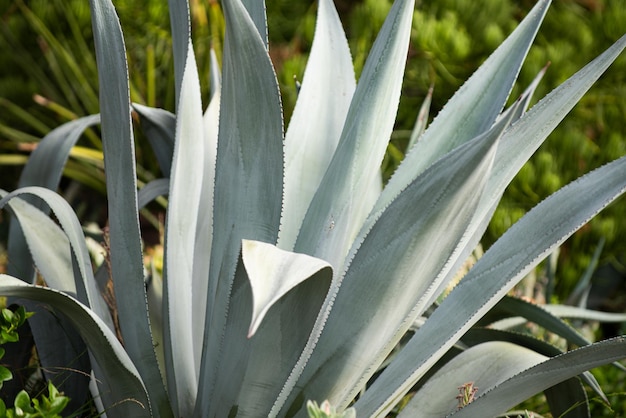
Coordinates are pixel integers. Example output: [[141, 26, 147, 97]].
[[242, 239, 333, 337]]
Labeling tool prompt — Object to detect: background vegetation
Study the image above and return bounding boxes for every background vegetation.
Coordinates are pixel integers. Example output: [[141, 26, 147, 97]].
[[0, 0, 624, 414]]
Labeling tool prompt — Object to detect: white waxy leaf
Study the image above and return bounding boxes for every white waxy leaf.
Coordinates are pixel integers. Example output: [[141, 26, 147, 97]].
[[163, 37, 204, 417], [294, 0, 415, 272], [242, 239, 333, 337], [355, 154, 626, 417], [280, 0, 356, 251]]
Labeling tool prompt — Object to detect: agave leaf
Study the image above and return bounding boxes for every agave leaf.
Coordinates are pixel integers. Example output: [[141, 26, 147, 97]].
[[380, 0, 550, 210], [1, 190, 94, 412], [241, 0, 268, 46], [209, 48, 221, 100], [452, 337, 626, 417], [15, 114, 101, 192], [205, 240, 333, 417], [132, 104, 175, 177], [461, 328, 606, 403], [196, 0, 284, 413], [161, 37, 205, 417], [0, 275, 151, 417], [477, 296, 595, 349], [242, 239, 332, 337], [294, 0, 415, 273], [167, 0, 191, 101], [190, 86, 220, 370], [355, 154, 626, 417], [480, 299, 626, 379], [1, 187, 108, 320], [567, 237, 604, 306], [406, 84, 433, 150], [7, 114, 101, 281], [2, 111, 99, 409], [488, 34, 626, 203], [416, 64, 548, 310], [399, 341, 547, 418], [423, 34, 626, 314], [496, 62, 549, 124], [542, 305, 626, 323], [278, 107, 511, 415], [489, 305, 626, 343], [1, 189, 75, 295], [137, 179, 170, 209], [280, 0, 356, 250], [88, 0, 171, 415]]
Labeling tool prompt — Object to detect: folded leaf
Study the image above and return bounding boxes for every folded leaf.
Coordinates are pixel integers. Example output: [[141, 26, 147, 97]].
[[243, 239, 333, 337]]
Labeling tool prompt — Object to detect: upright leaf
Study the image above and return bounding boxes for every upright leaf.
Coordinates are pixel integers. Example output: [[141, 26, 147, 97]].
[[189, 85, 221, 371], [167, 0, 191, 101], [421, 34, 626, 313], [294, 0, 415, 272], [280, 110, 506, 414], [241, 0, 268, 46], [88, 0, 171, 415], [162, 38, 204, 418], [279, 0, 356, 250], [195, 0, 284, 414], [205, 240, 332, 417]]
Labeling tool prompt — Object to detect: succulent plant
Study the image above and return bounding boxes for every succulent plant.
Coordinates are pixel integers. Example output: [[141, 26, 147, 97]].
[[0, 0, 625, 416]]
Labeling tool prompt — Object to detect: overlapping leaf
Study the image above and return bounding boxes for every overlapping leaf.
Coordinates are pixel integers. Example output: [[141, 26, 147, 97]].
[[293, 0, 415, 271], [88, 0, 171, 414], [0, 275, 151, 418], [355, 154, 626, 417], [195, 0, 284, 415], [280, 0, 356, 250]]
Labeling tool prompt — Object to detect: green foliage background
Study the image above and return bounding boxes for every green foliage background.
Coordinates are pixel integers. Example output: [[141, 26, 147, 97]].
[[0, 0, 625, 412]]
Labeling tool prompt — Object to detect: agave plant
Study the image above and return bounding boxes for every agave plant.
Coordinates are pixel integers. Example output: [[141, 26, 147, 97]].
[[0, 0, 625, 416]]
